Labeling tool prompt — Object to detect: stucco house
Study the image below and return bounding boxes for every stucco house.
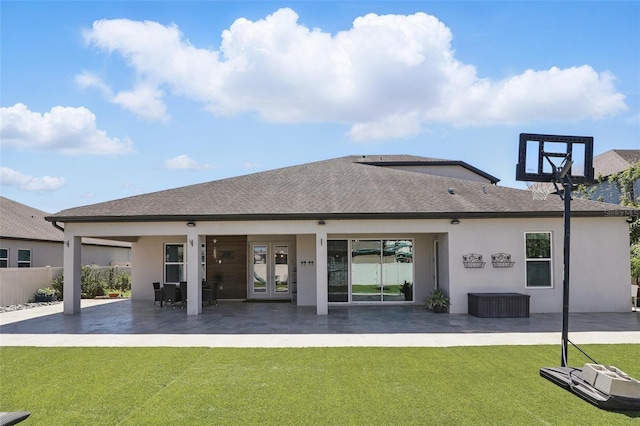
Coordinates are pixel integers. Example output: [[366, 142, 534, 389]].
[[45, 155, 634, 316], [1, 196, 131, 268]]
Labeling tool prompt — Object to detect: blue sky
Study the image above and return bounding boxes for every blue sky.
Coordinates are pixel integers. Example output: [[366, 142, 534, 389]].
[[1, 1, 638, 213]]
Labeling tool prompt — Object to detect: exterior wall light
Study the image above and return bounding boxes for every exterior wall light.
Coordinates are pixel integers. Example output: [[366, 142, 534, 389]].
[[451, 219, 461, 225], [186, 222, 196, 227], [318, 219, 326, 225]]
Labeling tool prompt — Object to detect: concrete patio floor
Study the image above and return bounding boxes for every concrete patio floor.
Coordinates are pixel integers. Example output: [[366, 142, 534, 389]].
[[1, 299, 638, 347]]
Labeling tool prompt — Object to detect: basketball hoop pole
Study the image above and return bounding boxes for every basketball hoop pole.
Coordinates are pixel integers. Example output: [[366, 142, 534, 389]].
[[560, 176, 571, 368], [549, 153, 573, 368]]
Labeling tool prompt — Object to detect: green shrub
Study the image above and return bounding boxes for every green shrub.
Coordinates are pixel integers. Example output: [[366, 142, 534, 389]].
[[81, 265, 106, 298], [51, 273, 64, 300], [51, 266, 131, 299], [114, 271, 131, 294]]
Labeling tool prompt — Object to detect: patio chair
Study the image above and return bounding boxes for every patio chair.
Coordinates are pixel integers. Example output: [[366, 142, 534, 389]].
[[632, 285, 638, 311], [153, 282, 163, 307], [202, 281, 217, 306], [162, 283, 179, 308], [179, 281, 187, 308]]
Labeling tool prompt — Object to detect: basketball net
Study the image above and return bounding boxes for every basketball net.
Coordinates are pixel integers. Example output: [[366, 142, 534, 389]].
[[525, 181, 554, 200]]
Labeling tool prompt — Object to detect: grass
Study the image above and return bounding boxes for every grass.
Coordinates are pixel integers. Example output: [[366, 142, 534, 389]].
[[1, 345, 639, 425]]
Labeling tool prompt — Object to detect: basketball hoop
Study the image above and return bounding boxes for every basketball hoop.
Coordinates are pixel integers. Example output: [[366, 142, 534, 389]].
[[525, 181, 554, 200]]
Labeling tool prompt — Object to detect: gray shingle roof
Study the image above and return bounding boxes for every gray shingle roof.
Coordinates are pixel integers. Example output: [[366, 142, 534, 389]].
[[593, 149, 640, 178], [1, 196, 131, 247], [1, 196, 63, 241], [47, 155, 634, 222]]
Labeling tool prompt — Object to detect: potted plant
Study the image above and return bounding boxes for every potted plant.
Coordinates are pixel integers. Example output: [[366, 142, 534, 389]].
[[398, 281, 413, 301], [425, 289, 449, 313], [34, 287, 57, 303]]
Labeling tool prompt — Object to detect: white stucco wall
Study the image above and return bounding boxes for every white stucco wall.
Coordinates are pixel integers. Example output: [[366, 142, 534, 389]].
[[132, 236, 186, 301], [0, 239, 62, 268], [446, 216, 630, 314], [0, 238, 131, 268], [296, 234, 317, 306], [82, 244, 131, 266]]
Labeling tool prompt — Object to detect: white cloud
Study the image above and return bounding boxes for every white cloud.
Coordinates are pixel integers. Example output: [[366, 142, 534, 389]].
[[0, 167, 66, 191], [75, 71, 113, 97], [163, 154, 213, 170], [0, 103, 134, 155], [75, 71, 169, 121], [80, 8, 628, 140]]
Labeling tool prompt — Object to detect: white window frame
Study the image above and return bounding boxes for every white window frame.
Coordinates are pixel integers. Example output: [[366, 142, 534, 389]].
[[201, 242, 206, 281], [0, 248, 8, 268], [164, 243, 186, 284], [524, 232, 553, 289], [17, 249, 31, 268]]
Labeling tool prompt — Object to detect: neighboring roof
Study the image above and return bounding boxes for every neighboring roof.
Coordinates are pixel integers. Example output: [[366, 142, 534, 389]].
[[1, 196, 63, 242], [593, 149, 640, 179], [1, 196, 130, 247], [47, 155, 635, 223]]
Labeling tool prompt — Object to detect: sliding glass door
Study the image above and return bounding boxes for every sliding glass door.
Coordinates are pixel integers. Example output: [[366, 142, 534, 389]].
[[328, 240, 349, 302], [332, 239, 413, 303]]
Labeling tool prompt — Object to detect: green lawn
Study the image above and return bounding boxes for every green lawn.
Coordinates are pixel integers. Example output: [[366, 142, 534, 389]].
[[1, 345, 639, 424]]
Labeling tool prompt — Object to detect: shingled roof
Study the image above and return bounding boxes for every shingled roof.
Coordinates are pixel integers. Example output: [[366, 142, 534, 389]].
[[593, 149, 640, 178], [1, 196, 131, 247], [47, 155, 632, 223], [1, 196, 62, 241]]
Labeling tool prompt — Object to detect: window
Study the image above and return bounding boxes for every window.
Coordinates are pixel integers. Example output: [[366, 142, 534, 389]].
[[525, 232, 552, 288], [0, 248, 8, 268], [165, 244, 185, 283], [17, 249, 31, 268]]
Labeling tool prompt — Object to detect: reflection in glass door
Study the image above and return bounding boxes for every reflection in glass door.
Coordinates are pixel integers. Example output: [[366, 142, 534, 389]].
[[351, 239, 413, 303], [251, 243, 290, 299], [328, 240, 348, 302], [252, 245, 268, 293], [351, 240, 382, 302], [273, 245, 289, 294]]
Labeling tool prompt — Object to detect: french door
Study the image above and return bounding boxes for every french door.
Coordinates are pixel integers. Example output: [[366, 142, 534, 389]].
[[250, 243, 290, 299]]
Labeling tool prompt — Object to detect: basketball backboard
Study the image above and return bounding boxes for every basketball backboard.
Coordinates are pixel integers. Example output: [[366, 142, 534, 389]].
[[516, 133, 594, 183]]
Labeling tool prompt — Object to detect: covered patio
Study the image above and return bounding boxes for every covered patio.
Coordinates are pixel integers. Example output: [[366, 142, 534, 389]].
[[1, 299, 638, 340]]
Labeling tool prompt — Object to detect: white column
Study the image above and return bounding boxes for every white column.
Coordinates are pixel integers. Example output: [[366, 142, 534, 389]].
[[186, 231, 202, 315], [315, 231, 328, 315], [63, 235, 82, 314]]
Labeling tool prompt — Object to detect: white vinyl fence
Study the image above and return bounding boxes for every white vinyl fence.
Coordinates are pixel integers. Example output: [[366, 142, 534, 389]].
[[0, 266, 63, 306]]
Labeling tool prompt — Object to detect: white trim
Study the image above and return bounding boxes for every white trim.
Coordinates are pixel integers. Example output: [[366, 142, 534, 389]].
[[524, 231, 553, 289], [249, 242, 292, 299], [17, 248, 31, 268], [164, 243, 186, 284], [0, 247, 8, 268]]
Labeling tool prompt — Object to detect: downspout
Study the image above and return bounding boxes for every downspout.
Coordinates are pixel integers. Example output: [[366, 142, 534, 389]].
[[51, 221, 65, 232]]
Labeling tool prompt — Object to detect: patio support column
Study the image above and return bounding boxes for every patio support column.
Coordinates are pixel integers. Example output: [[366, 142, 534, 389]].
[[316, 231, 328, 315], [186, 231, 202, 316], [63, 235, 82, 314]]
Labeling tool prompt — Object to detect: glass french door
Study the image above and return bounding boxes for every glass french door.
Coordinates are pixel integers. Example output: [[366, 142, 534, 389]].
[[251, 243, 290, 299]]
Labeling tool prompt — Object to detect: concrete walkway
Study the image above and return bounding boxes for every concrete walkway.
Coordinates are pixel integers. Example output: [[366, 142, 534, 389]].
[[1, 299, 638, 348]]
